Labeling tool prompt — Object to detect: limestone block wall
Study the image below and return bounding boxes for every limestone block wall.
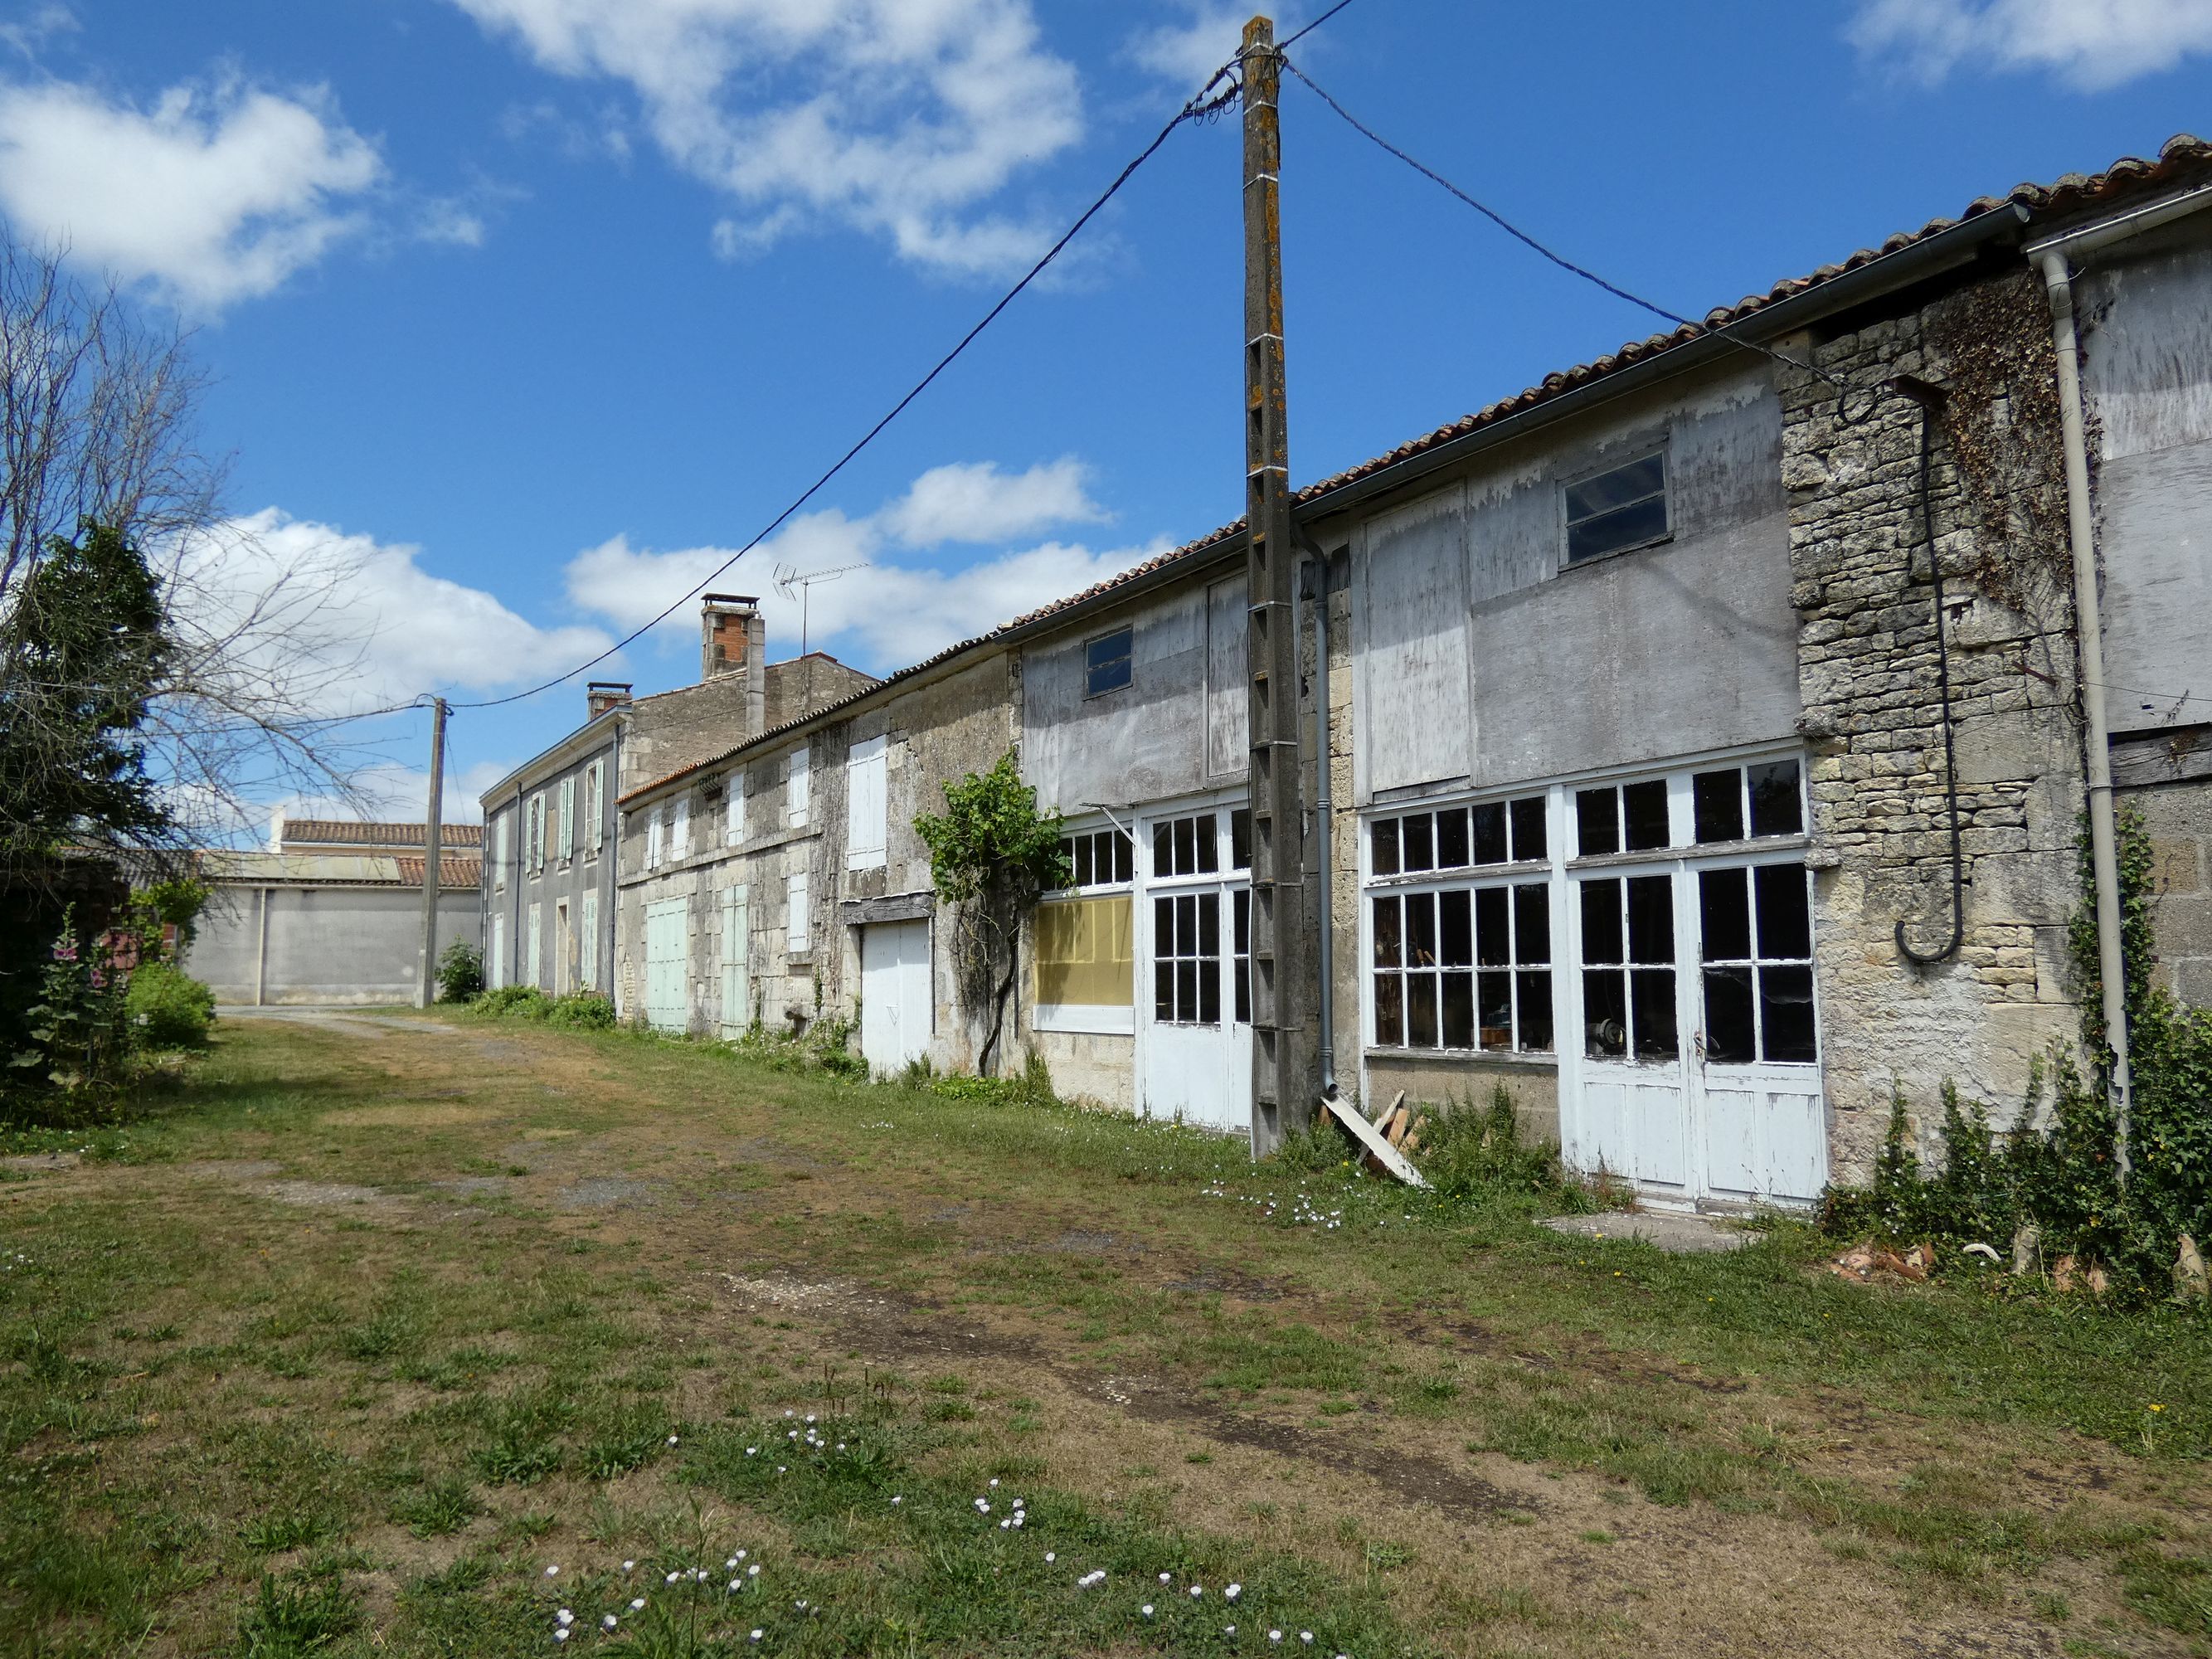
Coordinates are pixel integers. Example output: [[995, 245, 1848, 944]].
[[1781, 275, 2088, 1182], [2135, 777, 2212, 1007]]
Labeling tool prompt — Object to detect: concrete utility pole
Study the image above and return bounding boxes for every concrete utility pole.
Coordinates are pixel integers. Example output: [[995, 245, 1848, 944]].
[[417, 697, 447, 1010], [1242, 15, 1314, 1151]]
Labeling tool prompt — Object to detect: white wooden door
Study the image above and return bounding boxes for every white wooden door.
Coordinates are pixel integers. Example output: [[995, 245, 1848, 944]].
[[1569, 868, 1692, 1199], [718, 886, 749, 1039], [1690, 857, 1826, 1205], [644, 898, 688, 1034], [859, 920, 931, 1073], [1138, 805, 1251, 1133]]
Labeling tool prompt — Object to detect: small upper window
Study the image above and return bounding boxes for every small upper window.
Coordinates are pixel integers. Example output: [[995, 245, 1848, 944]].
[[1565, 452, 1668, 564], [1084, 627, 1133, 697]]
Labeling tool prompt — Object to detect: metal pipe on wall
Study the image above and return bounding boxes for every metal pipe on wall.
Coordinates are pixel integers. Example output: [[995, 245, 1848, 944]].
[[2035, 246, 2132, 1176]]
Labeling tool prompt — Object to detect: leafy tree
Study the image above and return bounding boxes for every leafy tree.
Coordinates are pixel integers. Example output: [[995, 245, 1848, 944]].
[[914, 751, 1068, 1077]]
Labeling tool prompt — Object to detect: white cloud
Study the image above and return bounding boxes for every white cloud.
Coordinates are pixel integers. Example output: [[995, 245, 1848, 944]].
[[177, 508, 615, 718], [1850, 0, 2212, 89], [0, 74, 385, 309], [0, 4, 77, 61], [447, 0, 1082, 275], [878, 458, 1102, 547], [562, 455, 1150, 669], [1126, 0, 1251, 91]]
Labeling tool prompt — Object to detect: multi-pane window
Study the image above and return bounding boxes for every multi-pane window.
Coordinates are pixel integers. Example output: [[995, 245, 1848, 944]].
[[1060, 827, 1133, 889], [1578, 873, 1678, 1060], [1085, 626, 1133, 697], [1574, 780, 1670, 856], [1153, 892, 1221, 1025], [1699, 864, 1816, 1063], [1152, 812, 1218, 877], [1371, 881, 1553, 1052], [1691, 760, 1804, 844], [1565, 452, 1668, 564], [1371, 794, 1544, 877]]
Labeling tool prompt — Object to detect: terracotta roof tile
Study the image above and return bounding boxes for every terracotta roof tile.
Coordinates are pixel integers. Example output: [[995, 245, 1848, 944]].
[[280, 819, 483, 849]]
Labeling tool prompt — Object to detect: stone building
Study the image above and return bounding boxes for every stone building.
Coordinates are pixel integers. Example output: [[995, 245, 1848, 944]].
[[596, 136, 2212, 1212], [482, 596, 872, 996]]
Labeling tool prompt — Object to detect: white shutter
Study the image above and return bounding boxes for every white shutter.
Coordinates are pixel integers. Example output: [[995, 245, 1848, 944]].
[[672, 795, 691, 860], [787, 870, 809, 956], [560, 777, 576, 859], [645, 806, 664, 870], [495, 811, 510, 888], [526, 902, 542, 989], [580, 891, 599, 989], [587, 763, 604, 849], [727, 773, 746, 845], [527, 795, 543, 873], [846, 735, 887, 870], [489, 913, 504, 989], [719, 885, 749, 1038], [788, 744, 810, 827]]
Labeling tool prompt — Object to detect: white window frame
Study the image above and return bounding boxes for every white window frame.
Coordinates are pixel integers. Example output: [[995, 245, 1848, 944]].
[[846, 734, 887, 870], [644, 805, 664, 870], [786, 868, 810, 956], [726, 770, 746, 845], [788, 744, 810, 828]]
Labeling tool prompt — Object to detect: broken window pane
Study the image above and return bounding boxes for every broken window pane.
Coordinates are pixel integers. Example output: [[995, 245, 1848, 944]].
[[1692, 769, 1744, 843], [1624, 780, 1670, 849], [1371, 895, 1402, 968], [1478, 971, 1513, 1049], [1748, 760, 1803, 838], [1755, 864, 1811, 961], [1471, 802, 1508, 865], [1441, 972, 1474, 1049], [1514, 882, 1549, 965], [1631, 968, 1679, 1058], [1699, 868, 1751, 961], [1759, 964, 1817, 1061], [1436, 808, 1470, 869], [1518, 971, 1554, 1051], [1576, 788, 1618, 856], [1565, 453, 1670, 564], [1403, 813, 1434, 873], [1438, 889, 1472, 967], [1626, 873, 1674, 964], [1373, 971, 1404, 1046], [1584, 970, 1627, 1056], [1407, 974, 1439, 1047], [1475, 888, 1510, 967], [1371, 817, 1400, 877], [1085, 626, 1134, 696], [1703, 966, 1755, 1063], [1510, 795, 1547, 863], [1580, 878, 1623, 965], [1407, 891, 1437, 968], [1567, 494, 1668, 563]]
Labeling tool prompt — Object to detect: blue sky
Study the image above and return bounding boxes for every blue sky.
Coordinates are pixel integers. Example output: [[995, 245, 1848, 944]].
[[2, 0, 2207, 825]]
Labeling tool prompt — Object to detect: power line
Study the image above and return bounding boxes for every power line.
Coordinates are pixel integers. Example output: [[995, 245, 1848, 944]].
[[1277, 53, 1846, 392], [446, 66, 1238, 716], [1281, 0, 1355, 50]]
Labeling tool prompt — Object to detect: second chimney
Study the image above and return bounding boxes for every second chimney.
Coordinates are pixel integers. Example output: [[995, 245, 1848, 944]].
[[586, 681, 633, 720], [701, 594, 763, 681]]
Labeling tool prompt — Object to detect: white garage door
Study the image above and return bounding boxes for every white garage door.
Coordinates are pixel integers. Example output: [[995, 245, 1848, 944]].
[[644, 898, 689, 1034], [860, 919, 931, 1075]]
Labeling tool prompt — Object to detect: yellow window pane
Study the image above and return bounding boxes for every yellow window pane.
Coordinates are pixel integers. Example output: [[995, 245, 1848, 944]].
[[1034, 895, 1133, 1008]]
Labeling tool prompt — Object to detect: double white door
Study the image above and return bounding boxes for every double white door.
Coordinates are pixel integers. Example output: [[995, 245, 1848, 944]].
[[859, 919, 932, 1074], [1569, 855, 1825, 1206]]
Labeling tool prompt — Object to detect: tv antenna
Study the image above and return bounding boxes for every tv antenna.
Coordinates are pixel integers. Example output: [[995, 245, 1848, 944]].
[[772, 560, 870, 655]]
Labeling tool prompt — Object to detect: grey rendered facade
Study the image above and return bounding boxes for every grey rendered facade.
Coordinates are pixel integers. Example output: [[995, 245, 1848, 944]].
[[481, 693, 625, 997]]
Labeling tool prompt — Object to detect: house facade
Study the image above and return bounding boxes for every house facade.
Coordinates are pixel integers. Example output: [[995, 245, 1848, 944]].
[[596, 137, 2212, 1213]]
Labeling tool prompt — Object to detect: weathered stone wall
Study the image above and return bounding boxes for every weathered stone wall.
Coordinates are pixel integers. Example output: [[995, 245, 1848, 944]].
[[1781, 275, 2088, 1181], [2134, 776, 2212, 1008]]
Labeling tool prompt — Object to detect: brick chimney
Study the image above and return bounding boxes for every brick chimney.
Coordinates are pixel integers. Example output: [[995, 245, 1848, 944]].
[[586, 681, 633, 720], [701, 593, 768, 737]]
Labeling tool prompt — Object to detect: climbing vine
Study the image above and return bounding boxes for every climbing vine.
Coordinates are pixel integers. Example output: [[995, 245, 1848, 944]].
[[912, 751, 1068, 1078]]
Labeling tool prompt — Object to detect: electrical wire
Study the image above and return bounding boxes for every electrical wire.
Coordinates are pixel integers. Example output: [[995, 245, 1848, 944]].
[[1281, 0, 1355, 50], [1276, 53, 1847, 392], [438, 63, 1239, 716]]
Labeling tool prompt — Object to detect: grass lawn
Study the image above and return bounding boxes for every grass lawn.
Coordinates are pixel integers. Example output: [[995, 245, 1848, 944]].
[[2, 1009, 2208, 1657]]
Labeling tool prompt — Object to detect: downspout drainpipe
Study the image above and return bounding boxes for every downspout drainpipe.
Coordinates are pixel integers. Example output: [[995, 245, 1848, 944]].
[[1298, 538, 1338, 1101], [2035, 246, 2132, 1179]]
